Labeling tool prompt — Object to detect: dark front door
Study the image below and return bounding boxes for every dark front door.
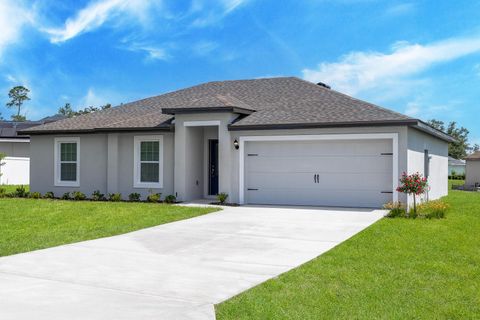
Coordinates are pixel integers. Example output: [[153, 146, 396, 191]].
[[208, 139, 219, 195]]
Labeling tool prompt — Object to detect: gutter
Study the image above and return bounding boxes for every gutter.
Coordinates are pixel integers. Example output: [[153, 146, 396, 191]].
[[19, 125, 174, 136]]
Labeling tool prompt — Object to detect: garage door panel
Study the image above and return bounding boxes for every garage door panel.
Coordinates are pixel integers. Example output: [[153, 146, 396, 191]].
[[247, 156, 392, 173], [244, 139, 393, 208], [247, 140, 392, 156], [247, 172, 392, 190], [246, 188, 392, 208]]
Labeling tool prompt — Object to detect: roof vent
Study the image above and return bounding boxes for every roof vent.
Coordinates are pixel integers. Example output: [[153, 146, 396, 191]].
[[317, 82, 331, 89]]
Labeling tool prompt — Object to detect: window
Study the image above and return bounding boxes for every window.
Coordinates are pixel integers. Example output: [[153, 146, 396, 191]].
[[134, 136, 163, 188], [424, 149, 430, 178], [55, 137, 80, 187]]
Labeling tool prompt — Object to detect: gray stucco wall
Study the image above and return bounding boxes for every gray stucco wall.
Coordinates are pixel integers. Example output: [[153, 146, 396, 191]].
[[227, 126, 410, 205], [466, 161, 480, 186], [407, 127, 448, 204], [0, 141, 30, 158], [30, 132, 174, 200]]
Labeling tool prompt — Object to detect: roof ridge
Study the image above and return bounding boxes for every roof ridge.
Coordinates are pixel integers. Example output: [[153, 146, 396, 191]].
[[290, 77, 414, 120]]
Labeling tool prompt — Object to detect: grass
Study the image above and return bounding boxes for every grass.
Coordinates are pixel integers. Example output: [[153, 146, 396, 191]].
[[0, 198, 219, 257], [0, 184, 29, 194], [216, 182, 480, 319]]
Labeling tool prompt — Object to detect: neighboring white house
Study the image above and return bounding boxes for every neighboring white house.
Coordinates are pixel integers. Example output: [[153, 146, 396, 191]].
[[21, 77, 454, 208], [0, 116, 65, 185], [465, 151, 480, 187], [448, 156, 466, 176]]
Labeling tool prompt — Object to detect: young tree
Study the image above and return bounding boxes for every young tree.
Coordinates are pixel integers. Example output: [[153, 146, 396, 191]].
[[6, 86, 30, 121], [396, 172, 428, 215], [427, 119, 473, 159], [58, 103, 75, 117]]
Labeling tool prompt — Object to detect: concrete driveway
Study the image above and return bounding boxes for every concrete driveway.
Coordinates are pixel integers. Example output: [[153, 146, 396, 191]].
[[0, 205, 384, 320]]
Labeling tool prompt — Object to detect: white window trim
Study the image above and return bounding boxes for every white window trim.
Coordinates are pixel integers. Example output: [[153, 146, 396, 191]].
[[238, 133, 399, 205], [133, 135, 164, 189], [54, 137, 80, 187]]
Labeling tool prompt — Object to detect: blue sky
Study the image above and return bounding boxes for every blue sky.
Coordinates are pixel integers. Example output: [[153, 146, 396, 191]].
[[0, 0, 479, 143]]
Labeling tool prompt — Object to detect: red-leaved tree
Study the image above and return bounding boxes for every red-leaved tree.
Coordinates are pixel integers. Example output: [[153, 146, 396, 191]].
[[396, 172, 428, 214]]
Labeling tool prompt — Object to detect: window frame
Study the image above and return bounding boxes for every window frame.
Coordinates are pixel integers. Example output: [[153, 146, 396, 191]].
[[133, 135, 164, 189], [54, 137, 80, 187]]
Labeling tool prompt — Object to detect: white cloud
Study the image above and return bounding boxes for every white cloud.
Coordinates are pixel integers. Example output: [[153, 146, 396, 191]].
[[193, 41, 219, 56], [78, 88, 109, 108], [190, 0, 249, 27], [44, 0, 162, 43], [302, 35, 480, 95], [0, 0, 35, 59], [384, 3, 416, 16]]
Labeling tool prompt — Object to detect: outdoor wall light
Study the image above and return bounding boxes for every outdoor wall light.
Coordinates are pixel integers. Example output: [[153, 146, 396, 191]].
[[233, 139, 239, 150]]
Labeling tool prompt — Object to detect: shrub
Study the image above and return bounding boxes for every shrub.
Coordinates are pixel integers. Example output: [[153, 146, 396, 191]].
[[217, 192, 229, 204], [164, 194, 176, 204], [43, 191, 55, 199], [72, 191, 87, 201], [383, 201, 406, 218], [108, 193, 122, 202], [14, 185, 29, 198], [0, 188, 6, 198], [30, 192, 42, 199], [129, 193, 141, 202], [61, 192, 71, 200], [396, 172, 428, 214], [147, 193, 161, 203], [91, 190, 105, 201], [418, 200, 449, 219]]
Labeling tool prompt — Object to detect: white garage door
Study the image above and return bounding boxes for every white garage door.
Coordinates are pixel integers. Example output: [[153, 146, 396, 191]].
[[244, 139, 393, 208]]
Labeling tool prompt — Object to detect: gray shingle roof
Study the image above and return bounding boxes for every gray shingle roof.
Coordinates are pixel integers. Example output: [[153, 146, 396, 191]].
[[22, 77, 417, 134], [1, 116, 66, 138]]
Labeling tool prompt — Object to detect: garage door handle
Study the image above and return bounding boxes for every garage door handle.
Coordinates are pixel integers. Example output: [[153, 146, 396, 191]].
[[247, 188, 258, 191], [314, 174, 319, 183]]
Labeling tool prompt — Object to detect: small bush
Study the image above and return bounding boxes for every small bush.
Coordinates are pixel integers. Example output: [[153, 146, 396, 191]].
[[108, 193, 122, 202], [164, 194, 176, 204], [44, 191, 55, 199], [14, 185, 29, 198], [72, 191, 87, 201], [129, 193, 141, 202], [61, 192, 71, 200], [91, 190, 105, 201], [384, 201, 406, 218], [30, 192, 42, 199], [0, 188, 6, 198], [217, 192, 229, 204], [418, 200, 449, 219], [147, 193, 161, 203]]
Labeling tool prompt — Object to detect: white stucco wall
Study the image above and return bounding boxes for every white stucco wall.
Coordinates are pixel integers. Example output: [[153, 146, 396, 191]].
[[407, 127, 448, 205], [448, 164, 465, 175]]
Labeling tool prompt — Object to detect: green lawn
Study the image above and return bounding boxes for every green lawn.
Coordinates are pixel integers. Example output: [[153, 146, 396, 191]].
[[216, 184, 480, 319], [0, 184, 29, 194], [0, 198, 218, 257]]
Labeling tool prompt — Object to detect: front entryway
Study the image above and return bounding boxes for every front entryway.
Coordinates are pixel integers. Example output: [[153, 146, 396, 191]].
[[208, 139, 219, 195]]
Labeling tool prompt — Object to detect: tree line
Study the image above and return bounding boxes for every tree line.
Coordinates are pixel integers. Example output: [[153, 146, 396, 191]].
[[1, 85, 111, 121]]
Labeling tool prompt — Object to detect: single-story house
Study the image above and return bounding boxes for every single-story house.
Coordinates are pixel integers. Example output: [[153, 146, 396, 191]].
[[465, 151, 480, 187], [448, 156, 466, 176], [21, 77, 454, 208], [0, 116, 65, 185]]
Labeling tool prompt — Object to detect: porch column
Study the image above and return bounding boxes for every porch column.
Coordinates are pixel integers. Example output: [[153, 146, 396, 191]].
[[218, 120, 233, 197]]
